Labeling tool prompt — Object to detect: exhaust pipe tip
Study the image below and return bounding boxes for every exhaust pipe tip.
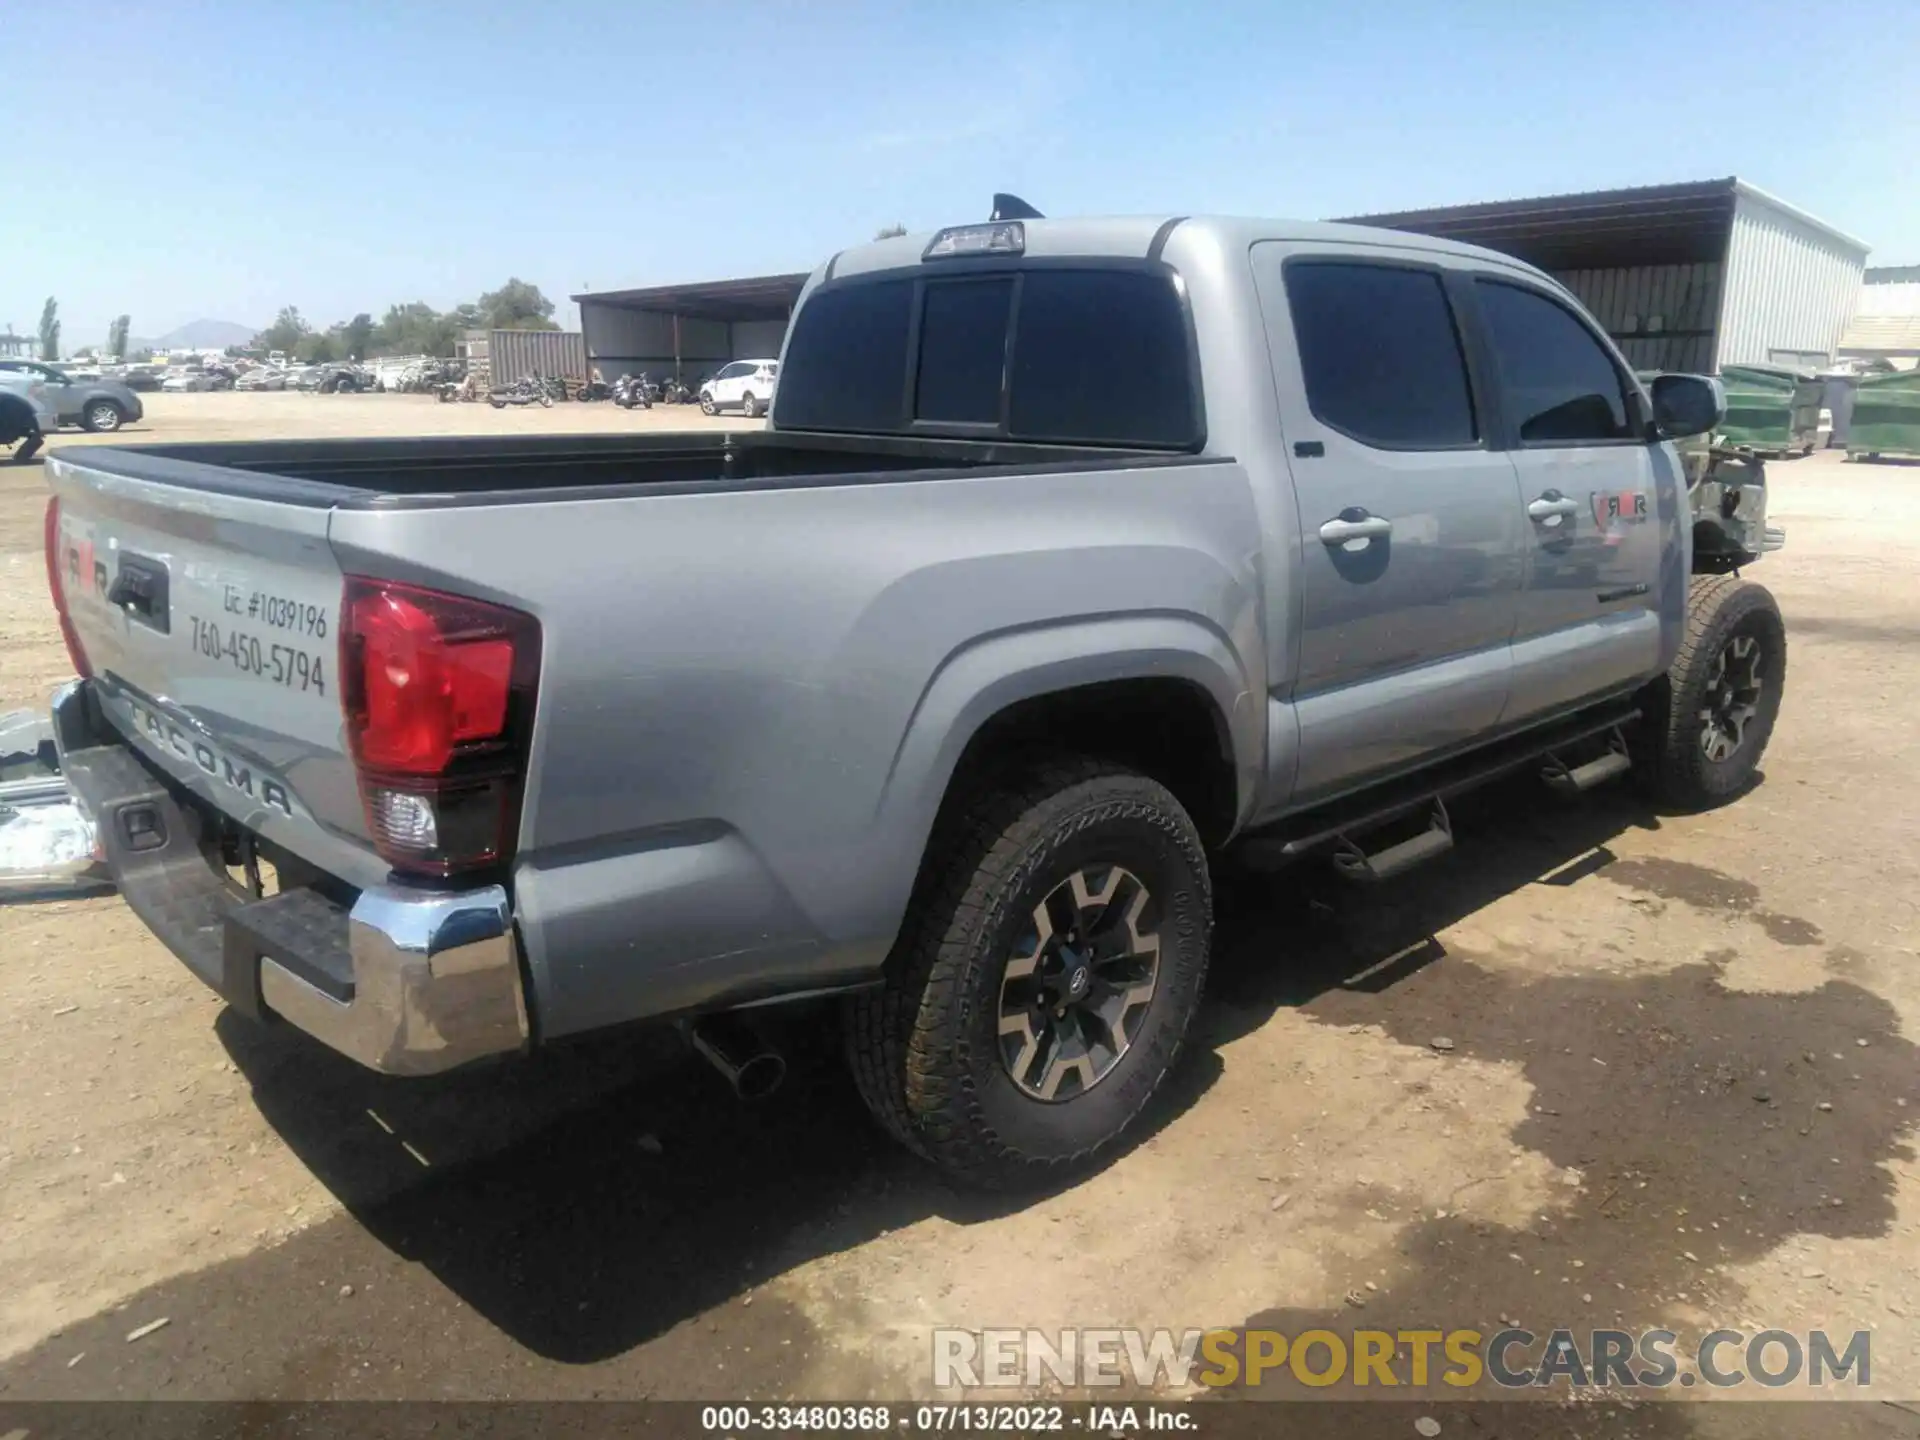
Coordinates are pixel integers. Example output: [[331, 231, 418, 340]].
[[731, 1050, 787, 1103], [687, 1014, 787, 1102]]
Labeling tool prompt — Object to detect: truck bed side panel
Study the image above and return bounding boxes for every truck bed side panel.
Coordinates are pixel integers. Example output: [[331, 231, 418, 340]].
[[327, 461, 1266, 1035]]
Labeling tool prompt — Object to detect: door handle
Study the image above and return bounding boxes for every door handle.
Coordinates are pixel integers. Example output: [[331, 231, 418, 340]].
[[1319, 512, 1393, 546], [1527, 493, 1581, 523]]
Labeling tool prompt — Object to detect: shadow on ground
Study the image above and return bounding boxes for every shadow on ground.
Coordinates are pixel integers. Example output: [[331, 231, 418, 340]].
[[192, 776, 1684, 1367], [1187, 782, 1919, 1417], [9, 771, 1914, 1417]]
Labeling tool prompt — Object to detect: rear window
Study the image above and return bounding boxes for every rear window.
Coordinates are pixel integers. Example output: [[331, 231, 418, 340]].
[[773, 280, 914, 433], [916, 277, 1014, 424], [774, 267, 1200, 448], [1009, 271, 1196, 447]]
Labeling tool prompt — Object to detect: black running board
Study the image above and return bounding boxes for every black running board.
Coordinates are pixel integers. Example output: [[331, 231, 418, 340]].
[[1331, 799, 1453, 883], [1541, 727, 1633, 796], [1237, 699, 1641, 869]]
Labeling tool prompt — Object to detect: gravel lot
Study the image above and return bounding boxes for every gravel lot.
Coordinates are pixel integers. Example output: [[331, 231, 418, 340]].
[[2, 394, 1918, 1431]]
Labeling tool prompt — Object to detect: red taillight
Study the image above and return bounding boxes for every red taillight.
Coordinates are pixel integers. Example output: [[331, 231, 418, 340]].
[[43, 497, 93, 679], [341, 577, 540, 878]]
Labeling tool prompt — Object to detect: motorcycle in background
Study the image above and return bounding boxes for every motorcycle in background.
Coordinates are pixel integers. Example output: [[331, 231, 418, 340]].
[[490, 375, 555, 409], [610, 373, 653, 410]]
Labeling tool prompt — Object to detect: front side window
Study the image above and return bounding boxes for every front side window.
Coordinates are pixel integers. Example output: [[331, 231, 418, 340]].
[[1474, 280, 1633, 443], [1283, 261, 1477, 449]]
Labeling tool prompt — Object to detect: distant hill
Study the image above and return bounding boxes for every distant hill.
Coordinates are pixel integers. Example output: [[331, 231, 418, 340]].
[[133, 319, 260, 352]]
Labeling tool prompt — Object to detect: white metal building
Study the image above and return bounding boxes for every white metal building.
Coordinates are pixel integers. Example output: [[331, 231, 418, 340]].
[[1345, 178, 1869, 372], [1840, 265, 1920, 370]]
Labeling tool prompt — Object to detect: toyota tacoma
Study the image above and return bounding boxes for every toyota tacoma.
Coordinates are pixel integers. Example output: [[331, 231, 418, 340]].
[[23, 209, 1784, 1188]]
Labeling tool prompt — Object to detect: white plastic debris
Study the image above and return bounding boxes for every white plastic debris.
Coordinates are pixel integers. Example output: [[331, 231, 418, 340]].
[[0, 799, 107, 895]]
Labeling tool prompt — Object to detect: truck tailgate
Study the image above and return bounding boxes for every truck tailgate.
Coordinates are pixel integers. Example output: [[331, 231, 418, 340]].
[[46, 454, 382, 889]]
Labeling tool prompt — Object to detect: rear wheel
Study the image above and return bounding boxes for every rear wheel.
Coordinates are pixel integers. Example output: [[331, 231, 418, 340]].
[[83, 399, 125, 433], [1632, 574, 1786, 810], [846, 758, 1212, 1189], [741, 392, 761, 419]]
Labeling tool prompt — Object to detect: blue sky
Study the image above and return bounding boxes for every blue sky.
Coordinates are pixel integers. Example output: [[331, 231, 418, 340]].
[[8, 0, 1917, 350]]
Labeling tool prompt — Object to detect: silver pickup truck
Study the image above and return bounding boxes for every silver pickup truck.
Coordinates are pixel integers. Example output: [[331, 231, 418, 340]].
[[27, 212, 1784, 1188]]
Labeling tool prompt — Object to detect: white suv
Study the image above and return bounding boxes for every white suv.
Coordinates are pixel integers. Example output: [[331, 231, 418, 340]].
[[699, 359, 779, 418]]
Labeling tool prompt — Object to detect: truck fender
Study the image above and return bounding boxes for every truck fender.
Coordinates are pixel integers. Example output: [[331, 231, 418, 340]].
[[863, 614, 1261, 925]]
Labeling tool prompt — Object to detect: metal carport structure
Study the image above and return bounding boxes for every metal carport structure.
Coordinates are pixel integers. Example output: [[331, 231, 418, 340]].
[[1339, 178, 1868, 371], [573, 274, 809, 383]]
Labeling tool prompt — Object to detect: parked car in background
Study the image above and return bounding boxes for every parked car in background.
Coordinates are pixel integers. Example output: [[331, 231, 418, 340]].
[[0, 369, 58, 461], [118, 366, 164, 393], [0, 359, 144, 433], [699, 358, 779, 417], [160, 371, 213, 393], [234, 368, 288, 392]]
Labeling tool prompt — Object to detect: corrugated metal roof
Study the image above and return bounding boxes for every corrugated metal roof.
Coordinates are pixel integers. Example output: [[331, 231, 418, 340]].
[[1338, 179, 1741, 269], [573, 273, 810, 322], [1840, 315, 1920, 356], [1339, 178, 1866, 272]]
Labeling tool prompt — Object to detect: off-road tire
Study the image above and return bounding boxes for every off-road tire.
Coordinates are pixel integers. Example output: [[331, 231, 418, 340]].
[[1632, 574, 1786, 810], [845, 758, 1212, 1189]]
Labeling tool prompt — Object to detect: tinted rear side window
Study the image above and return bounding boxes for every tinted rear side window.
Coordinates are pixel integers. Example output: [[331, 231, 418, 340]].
[[773, 278, 912, 432], [916, 278, 1013, 424], [1474, 280, 1633, 443], [1284, 262, 1477, 448], [1008, 270, 1197, 447]]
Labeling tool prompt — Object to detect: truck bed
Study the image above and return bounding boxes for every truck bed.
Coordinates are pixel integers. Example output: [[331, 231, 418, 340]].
[[69, 429, 1170, 507]]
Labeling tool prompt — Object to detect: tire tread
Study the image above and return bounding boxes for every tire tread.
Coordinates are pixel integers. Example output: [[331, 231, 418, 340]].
[[1633, 574, 1785, 809], [846, 757, 1210, 1188]]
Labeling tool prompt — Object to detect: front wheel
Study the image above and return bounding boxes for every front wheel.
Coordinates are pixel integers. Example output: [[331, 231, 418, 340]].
[[539, 395, 553, 408], [699, 395, 717, 416], [846, 759, 1212, 1189], [1631, 574, 1787, 810]]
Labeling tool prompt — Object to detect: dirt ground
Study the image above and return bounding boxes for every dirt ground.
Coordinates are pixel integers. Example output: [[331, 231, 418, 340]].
[[2, 395, 1918, 1430]]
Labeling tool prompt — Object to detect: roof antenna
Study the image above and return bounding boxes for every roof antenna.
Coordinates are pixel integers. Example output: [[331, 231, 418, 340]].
[[991, 193, 1044, 222]]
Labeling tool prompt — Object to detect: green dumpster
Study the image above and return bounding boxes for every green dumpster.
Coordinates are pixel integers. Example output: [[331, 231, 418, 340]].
[[1717, 365, 1822, 456], [1847, 369, 1920, 461]]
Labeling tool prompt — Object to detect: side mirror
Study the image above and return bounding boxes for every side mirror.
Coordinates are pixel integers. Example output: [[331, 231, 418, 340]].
[[1649, 373, 1724, 440]]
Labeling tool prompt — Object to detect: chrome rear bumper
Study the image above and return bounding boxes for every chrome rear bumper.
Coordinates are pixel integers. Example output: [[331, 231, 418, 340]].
[[258, 883, 529, 1076], [21, 679, 528, 1075]]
